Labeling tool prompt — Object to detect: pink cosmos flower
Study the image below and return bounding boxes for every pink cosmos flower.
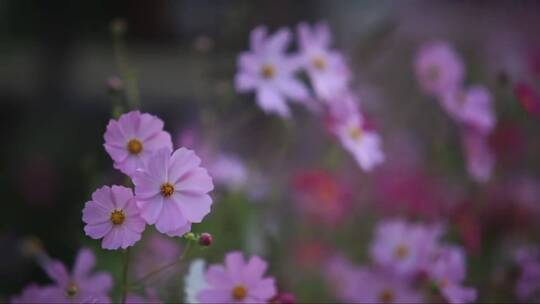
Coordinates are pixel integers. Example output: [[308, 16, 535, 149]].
[[83, 185, 145, 250], [235, 26, 309, 118], [11, 284, 52, 304], [208, 154, 248, 192], [370, 219, 442, 276], [197, 251, 277, 303], [41, 248, 113, 303], [104, 111, 173, 176], [296, 22, 350, 100], [461, 129, 495, 183], [441, 85, 496, 135], [415, 41, 464, 97], [429, 246, 477, 304], [326, 256, 423, 303], [133, 148, 213, 236]]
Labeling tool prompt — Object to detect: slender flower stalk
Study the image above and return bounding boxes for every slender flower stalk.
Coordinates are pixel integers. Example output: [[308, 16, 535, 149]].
[[111, 18, 140, 109], [121, 248, 130, 304]]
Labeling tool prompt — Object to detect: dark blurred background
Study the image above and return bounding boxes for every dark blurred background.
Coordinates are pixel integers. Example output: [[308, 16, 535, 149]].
[[2, 0, 540, 299]]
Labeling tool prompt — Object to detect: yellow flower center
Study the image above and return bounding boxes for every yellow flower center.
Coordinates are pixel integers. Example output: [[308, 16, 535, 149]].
[[160, 183, 175, 198], [65, 282, 78, 297], [378, 288, 395, 303], [349, 126, 363, 141], [394, 244, 409, 259], [232, 285, 247, 301], [260, 64, 275, 79], [312, 56, 326, 70], [110, 209, 125, 225], [127, 139, 143, 155]]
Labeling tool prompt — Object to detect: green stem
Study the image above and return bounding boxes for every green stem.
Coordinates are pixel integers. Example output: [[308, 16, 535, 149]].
[[112, 21, 140, 110], [130, 240, 193, 288], [121, 248, 131, 304]]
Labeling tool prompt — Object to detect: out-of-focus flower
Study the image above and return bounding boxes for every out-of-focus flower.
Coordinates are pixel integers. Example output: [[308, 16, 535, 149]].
[[336, 115, 384, 171], [429, 246, 477, 304], [208, 154, 248, 192], [441, 86, 496, 135], [269, 292, 296, 304], [41, 248, 113, 303], [327, 256, 423, 303], [514, 82, 540, 118], [514, 246, 540, 301], [293, 240, 331, 269], [10, 284, 51, 304], [461, 129, 495, 183], [292, 169, 350, 225], [296, 22, 350, 100], [104, 111, 173, 176], [490, 121, 525, 165], [185, 259, 209, 304], [370, 219, 442, 276], [133, 233, 181, 282], [235, 26, 309, 118], [452, 202, 482, 255], [415, 41, 464, 97], [82, 185, 145, 250], [197, 251, 277, 303], [133, 148, 213, 237]]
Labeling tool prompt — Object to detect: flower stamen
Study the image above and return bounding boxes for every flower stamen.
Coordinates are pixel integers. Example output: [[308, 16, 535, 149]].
[[394, 244, 409, 259], [349, 126, 363, 141], [261, 64, 275, 79], [65, 282, 78, 297], [378, 288, 395, 303], [232, 285, 247, 301], [110, 209, 125, 225], [160, 183, 175, 198], [127, 139, 143, 155], [312, 56, 326, 70]]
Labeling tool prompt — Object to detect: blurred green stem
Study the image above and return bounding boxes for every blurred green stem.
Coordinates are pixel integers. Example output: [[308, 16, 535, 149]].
[[112, 20, 140, 110], [121, 248, 130, 304], [129, 239, 193, 288]]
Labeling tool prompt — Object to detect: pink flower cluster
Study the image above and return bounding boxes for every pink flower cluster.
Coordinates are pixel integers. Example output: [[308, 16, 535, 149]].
[[236, 22, 384, 171], [11, 248, 113, 303], [415, 41, 497, 182], [83, 111, 214, 249], [327, 219, 477, 304]]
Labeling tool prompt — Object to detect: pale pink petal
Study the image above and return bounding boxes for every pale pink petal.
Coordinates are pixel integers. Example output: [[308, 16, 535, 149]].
[[44, 261, 69, 286], [225, 252, 245, 282], [84, 221, 113, 239], [138, 113, 165, 141], [91, 186, 114, 210], [154, 198, 187, 233], [198, 289, 233, 304], [111, 185, 133, 209], [206, 265, 234, 288], [165, 222, 192, 237], [174, 193, 212, 223], [175, 167, 214, 194], [243, 256, 268, 283], [250, 26, 267, 53], [249, 277, 276, 301], [82, 201, 110, 225], [102, 226, 124, 250], [235, 72, 257, 92], [256, 86, 290, 118], [266, 28, 291, 54], [137, 196, 164, 225], [144, 131, 173, 152], [276, 77, 309, 101], [73, 248, 96, 279], [118, 111, 140, 139], [168, 148, 201, 185]]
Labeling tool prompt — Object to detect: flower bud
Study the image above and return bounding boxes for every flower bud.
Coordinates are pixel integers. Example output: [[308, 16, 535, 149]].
[[199, 232, 213, 247]]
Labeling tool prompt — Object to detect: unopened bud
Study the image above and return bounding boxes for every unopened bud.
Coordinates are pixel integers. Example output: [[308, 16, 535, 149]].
[[199, 232, 213, 247], [107, 76, 124, 93], [184, 232, 197, 242]]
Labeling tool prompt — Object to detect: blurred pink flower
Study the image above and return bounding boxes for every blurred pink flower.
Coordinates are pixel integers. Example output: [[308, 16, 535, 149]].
[[235, 26, 309, 118], [441, 85, 496, 134], [126, 288, 161, 304], [208, 154, 248, 191], [327, 256, 423, 303], [292, 169, 350, 225], [133, 148, 213, 237], [41, 248, 113, 303], [461, 129, 495, 183], [104, 111, 173, 176], [82, 185, 145, 250], [370, 219, 442, 276], [133, 233, 181, 282], [269, 292, 296, 304], [296, 22, 350, 100], [514, 246, 540, 301], [415, 41, 464, 97], [197, 251, 277, 303], [11, 284, 52, 304], [514, 82, 540, 118], [429, 246, 477, 304]]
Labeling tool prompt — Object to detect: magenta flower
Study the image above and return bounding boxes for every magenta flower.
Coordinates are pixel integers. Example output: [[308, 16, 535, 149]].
[[461, 129, 495, 183], [370, 219, 442, 276], [11, 284, 52, 304], [429, 246, 477, 304], [297, 22, 350, 100], [104, 111, 173, 176], [41, 248, 113, 303], [83, 185, 145, 250], [415, 41, 464, 97], [235, 26, 309, 118], [441, 85, 496, 135], [197, 251, 277, 303], [133, 148, 214, 236]]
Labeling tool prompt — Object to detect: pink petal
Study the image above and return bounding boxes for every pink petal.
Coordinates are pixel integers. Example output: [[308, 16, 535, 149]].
[[256, 86, 290, 118], [137, 196, 164, 225], [118, 111, 141, 139], [137, 113, 165, 141], [206, 265, 234, 288], [111, 185, 133, 209], [144, 131, 173, 152], [102, 227, 124, 250], [82, 201, 110, 225], [154, 198, 187, 233], [174, 193, 212, 223], [165, 222, 192, 237], [175, 167, 214, 194], [250, 26, 267, 53], [73, 248, 96, 279], [168, 148, 201, 185], [84, 221, 113, 239], [266, 28, 291, 54], [44, 261, 69, 286], [91, 186, 114, 210], [198, 289, 233, 304], [103, 120, 126, 145], [276, 77, 309, 101], [225, 252, 245, 282], [249, 278, 276, 301], [243, 256, 267, 283]]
